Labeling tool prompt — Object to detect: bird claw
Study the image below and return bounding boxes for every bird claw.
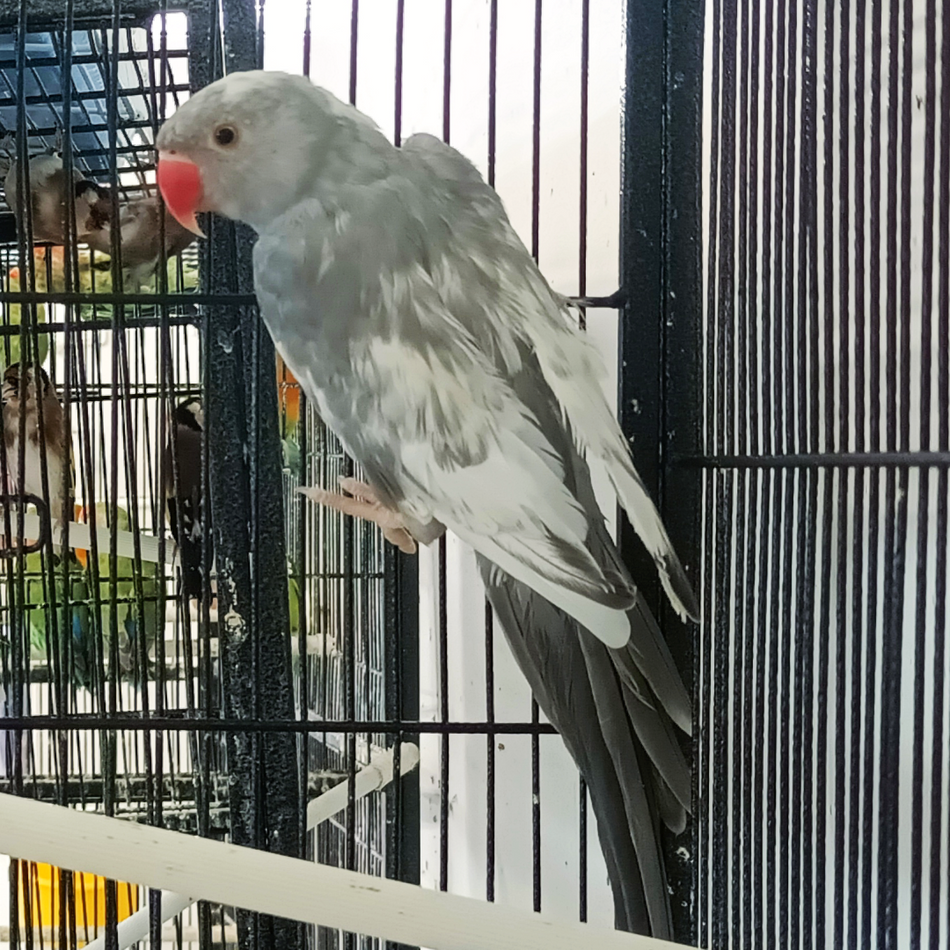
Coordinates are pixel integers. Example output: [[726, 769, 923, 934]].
[[298, 481, 417, 554]]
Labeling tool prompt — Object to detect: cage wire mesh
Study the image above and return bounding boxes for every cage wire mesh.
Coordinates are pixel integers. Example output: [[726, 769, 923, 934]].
[[697, 0, 950, 948], [0, 1, 945, 950], [0, 2, 418, 949]]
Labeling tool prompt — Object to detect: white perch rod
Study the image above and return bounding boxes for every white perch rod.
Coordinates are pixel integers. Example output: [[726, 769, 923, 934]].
[[6, 513, 177, 565], [0, 792, 679, 950], [84, 742, 422, 950], [307, 740, 420, 827]]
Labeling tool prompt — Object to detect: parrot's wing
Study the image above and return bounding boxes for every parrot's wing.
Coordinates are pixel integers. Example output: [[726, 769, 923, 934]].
[[256, 206, 636, 647], [474, 345, 691, 937], [303, 332, 636, 648], [401, 133, 698, 622]]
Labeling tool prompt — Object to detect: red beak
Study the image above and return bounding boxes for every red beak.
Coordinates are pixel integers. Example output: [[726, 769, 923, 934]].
[[157, 151, 206, 237]]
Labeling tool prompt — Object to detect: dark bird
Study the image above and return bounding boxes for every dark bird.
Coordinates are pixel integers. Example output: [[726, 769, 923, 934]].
[[163, 397, 211, 600]]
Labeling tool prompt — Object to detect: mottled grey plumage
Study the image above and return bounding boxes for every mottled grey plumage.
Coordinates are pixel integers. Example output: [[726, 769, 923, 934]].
[[156, 70, 699, 938]]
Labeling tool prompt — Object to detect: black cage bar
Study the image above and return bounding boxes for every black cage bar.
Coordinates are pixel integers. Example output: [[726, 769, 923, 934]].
[[695, 1, 950, 948]]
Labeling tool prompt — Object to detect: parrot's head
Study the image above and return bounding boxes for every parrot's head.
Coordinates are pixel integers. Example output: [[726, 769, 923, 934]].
[[156, 70, 379, 234]]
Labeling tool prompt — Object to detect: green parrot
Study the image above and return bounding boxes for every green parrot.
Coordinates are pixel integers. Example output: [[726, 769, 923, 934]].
[[83, 503, 162, 681], [287, 570, 301, 638], [21, 549, 94, 689], [2, 254, 50, 368]]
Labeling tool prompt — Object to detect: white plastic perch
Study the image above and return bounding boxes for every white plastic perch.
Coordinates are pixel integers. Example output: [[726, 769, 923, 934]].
[[0, 790, 681, 950], [83, 742, 421, 950], [5, 513, 177, 565]]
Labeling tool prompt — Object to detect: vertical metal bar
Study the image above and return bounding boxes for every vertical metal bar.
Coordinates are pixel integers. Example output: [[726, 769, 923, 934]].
[[624, 0, 705, 940], [576, 0, 590, 920], [930, 7, 950, 949], [442, 0, 452, 144], [699, 0, 723, 939], [349, 0, 359, 106], [910, 6, 938, 947], [530, 0, 543, 917], [734, 0, 752, 942], [342, 29, 359, 950], [186, 3, 302, 950], [831, 2, 851, 947], [848, 4, 869, 947], [778, 10, 798, 950], [484, 0, 498, 911], [799, 3, 821, 950], [438, 535, 449, 894], [620, 0, 666, 681], [875, 0, 910, 941], [383, 544, 419, 950], [394, 0, 405, 146]]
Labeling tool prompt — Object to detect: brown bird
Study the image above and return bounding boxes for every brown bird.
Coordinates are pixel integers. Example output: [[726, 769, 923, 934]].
[[84, 192, 196, 288], [1, 363, 70, 530], [0, 135, 108, 247]]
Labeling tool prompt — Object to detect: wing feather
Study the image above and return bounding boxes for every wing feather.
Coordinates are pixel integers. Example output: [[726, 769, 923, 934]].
[[401, 133, 699, 622]]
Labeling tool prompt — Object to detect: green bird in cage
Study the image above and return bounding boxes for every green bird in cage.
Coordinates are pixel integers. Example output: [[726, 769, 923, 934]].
[[21, 549, 95, 689], [4, 245, 199, 331], [78, 503, 163, 681], [0, 253, 50, 368]]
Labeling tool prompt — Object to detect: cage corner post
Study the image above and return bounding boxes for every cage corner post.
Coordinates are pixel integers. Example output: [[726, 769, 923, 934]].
[[186, 1, 305, 949], [618, 0, 705, 944]]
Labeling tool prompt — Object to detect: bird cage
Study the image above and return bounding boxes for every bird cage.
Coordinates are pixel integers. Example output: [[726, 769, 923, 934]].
[[0, 3, 419, 949], [0, 2, 945, 950]]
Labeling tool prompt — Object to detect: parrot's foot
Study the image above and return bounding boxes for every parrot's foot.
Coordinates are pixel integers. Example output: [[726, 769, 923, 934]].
[[298, 478, 417, 554]]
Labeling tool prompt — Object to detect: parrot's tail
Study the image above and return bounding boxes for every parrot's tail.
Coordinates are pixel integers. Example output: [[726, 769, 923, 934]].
[[478, 557, 689, 940]]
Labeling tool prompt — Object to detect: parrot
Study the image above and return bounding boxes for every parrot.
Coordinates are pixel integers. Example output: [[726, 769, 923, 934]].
[[22, 547, 94, 690], [0, 133, 109, 247], [155, 70, 698, 938], [0, 134, 196, 289], [4, 244, 199, 325], [1, 363, 71, 533], [162, 397, 213, 601], [0, 256, 50, 367]]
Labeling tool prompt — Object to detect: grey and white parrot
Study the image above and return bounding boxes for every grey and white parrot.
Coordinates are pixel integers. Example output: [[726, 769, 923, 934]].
[[156, 70, 698, 938]]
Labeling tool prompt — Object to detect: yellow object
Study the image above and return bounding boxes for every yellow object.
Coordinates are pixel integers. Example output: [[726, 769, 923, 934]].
[[17, 861, 139, 933]]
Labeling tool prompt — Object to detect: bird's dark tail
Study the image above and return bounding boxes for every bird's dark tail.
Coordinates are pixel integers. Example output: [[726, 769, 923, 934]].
[[479, 559, 689, 939]]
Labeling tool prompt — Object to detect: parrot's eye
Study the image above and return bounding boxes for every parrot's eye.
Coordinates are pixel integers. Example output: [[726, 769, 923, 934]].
[[213, 125, 237, 148]]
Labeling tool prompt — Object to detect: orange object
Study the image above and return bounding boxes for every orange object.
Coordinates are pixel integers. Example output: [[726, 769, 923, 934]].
[[17, 861, 139, 933], [74, 504, 88, 568], [277, 353, 300, 433]]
